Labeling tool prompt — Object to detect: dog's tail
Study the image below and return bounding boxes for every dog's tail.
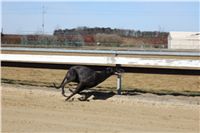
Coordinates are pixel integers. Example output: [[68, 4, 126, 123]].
[[53, 75, 68, 89]]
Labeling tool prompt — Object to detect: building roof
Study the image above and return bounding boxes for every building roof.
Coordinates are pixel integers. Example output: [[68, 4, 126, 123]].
[[169, 31, 200, 40]]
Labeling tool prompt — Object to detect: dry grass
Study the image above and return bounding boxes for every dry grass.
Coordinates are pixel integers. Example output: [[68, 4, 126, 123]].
[[1, 67, 200, 96]]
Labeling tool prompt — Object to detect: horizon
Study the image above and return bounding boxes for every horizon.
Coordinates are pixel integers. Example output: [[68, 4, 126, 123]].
[[2, 1, 199, 34]]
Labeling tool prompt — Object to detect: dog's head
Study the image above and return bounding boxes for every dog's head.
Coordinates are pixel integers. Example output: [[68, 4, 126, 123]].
[[105, 67, 115, 75]]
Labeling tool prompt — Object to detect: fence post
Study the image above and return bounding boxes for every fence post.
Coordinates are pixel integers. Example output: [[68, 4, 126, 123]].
[[117, 73, 122, 95], [116, 64, 122, 95]]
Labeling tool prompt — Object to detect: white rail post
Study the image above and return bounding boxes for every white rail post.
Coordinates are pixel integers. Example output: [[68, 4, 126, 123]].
[[117, 73, 122, 95], [116, 64, 122, 95]]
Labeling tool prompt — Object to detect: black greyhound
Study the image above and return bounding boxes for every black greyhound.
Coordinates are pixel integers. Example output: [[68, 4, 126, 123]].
[[53, 66, 116, 101]]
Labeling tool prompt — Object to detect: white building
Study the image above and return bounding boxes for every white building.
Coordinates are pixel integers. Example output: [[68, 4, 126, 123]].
[[168, 32, 200, 50]]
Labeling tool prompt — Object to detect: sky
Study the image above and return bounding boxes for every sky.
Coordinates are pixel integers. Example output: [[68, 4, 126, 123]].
[[1, 1, 199, 34]]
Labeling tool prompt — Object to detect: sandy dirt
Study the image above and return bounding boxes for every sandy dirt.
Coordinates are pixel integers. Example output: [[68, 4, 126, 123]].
[[1, 84, 200, 133]]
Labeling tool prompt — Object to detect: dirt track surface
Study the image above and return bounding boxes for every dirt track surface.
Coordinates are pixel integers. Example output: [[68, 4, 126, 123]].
[[1, 84, 200, 133]]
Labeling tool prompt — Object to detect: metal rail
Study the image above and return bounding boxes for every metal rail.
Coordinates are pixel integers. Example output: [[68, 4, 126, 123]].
[[2, 47, 200, 56]]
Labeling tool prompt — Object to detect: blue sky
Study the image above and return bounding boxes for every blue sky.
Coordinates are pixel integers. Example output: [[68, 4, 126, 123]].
[[2, 1, 199, 34]]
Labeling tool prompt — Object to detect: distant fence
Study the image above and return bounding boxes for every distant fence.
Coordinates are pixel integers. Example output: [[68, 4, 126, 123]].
[[1, 33, 168, 48]]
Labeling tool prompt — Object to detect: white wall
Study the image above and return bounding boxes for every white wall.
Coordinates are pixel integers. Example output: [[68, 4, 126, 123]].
[[168, 32, 200, 50]]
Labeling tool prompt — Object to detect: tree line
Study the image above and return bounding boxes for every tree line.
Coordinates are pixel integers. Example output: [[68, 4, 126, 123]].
[[54, 26, 168, 38]]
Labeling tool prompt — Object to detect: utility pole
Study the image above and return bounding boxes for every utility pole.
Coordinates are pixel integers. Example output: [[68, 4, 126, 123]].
[[42, 3, 45, 35]]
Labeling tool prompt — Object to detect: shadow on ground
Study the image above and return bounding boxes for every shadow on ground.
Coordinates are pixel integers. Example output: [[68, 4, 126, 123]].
[[121, 89, 200, 97], [2, 78, 200, 98], [79, 90, 116, 101]]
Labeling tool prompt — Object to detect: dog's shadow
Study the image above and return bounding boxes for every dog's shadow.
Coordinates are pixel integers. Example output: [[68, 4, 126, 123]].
[[76, 89, 141, 101], [78, 90, 115, 101]]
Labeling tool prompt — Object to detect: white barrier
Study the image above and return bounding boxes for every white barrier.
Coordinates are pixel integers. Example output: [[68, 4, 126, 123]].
[[1, 54, 200, 69]]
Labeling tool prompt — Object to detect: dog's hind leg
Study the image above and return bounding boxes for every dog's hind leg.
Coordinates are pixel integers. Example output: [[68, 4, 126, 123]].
[[61, 78, 69, 97], [65, 83, 85, 101], [55, 69, 77, 97]]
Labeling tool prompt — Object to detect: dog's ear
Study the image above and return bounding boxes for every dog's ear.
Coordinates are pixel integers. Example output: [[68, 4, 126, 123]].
[[117, 68, 124, 73], [106, 67, 114, 74], [114, 67, 124, 75]]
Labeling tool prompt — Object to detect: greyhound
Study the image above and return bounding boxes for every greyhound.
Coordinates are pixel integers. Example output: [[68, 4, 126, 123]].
[[53, 66, 116, 101]]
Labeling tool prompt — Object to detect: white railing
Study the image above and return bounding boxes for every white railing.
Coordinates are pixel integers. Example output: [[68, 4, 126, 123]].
[[1, 54, 200, 69]]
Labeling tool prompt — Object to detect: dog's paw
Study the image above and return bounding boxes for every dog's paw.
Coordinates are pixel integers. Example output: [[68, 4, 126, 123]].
[[87, 95, 95, 100]]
